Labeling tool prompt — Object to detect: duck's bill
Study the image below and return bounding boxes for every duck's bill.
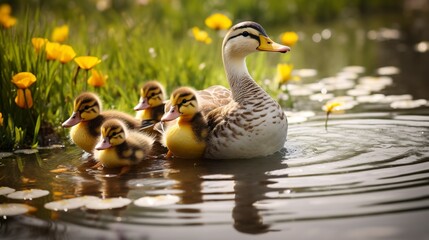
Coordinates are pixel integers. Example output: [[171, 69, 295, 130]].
[[95, 137, 112, 150], [161, 106, 180, 122], [257, 35, 290, 53], [133, 98, 150, 111], [62, 112, 82, 128]]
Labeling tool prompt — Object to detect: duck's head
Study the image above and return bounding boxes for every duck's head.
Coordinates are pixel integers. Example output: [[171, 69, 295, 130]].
[[134, 81, 165, 111], [161, 87, 199, 122], [62, 92, 101, 128], [95, 119, 127, 150], [222, 21, 290, 58]]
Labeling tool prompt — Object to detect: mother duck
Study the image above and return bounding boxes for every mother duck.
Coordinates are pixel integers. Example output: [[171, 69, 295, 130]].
[[188, 21, 290, 159]]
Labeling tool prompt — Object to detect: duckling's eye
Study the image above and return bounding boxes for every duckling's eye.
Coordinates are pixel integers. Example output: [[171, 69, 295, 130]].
[[181, 99, 188, 104], [242, 31, 249, 37]]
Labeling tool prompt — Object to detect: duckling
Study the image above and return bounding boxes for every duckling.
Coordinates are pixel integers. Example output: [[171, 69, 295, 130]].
[[161, 87, 208, 159], [62, 92, 141, 153], [94, 119, 154, 168], [201, 21, 291, 159], [134, 81, 166, 128]]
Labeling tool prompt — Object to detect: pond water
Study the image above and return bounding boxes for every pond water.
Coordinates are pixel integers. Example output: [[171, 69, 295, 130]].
[[1, 14, 429, 240]]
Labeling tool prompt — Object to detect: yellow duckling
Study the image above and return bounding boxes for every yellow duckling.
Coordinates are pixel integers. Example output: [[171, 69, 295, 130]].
[[94, 119, 154, 168], [134, 81, 166, 128], [161, 87, 208, 159], [62, 92, 141, 153], [201, 21, 291, 159]]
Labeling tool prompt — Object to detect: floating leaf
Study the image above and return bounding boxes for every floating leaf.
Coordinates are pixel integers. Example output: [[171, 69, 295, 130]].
[[7, 189, 49, 200], [0, 186, 15, 195], [85, 197, 132, 210], [44, 196, 98, 211], [377, 66, 400, 75], [0, 203, 31, 216], [390, 99, 428, 109], [134, 195, 180, 207]]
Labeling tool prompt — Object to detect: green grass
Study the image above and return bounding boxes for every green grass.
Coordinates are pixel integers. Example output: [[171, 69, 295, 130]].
[[0, 0, 402, 150]]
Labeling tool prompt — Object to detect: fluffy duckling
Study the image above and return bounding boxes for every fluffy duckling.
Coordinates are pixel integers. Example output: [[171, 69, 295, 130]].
[[161, 87, 208, 159], [94, 119, 154, 168], [134, 81, 166, 128], [62, 92, 141, 153], [202, 21, 291, 159]]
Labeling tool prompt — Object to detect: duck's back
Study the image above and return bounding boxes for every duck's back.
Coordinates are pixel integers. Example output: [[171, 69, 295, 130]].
[[205, 94, 287, 159], [102, 110, 141, 129]]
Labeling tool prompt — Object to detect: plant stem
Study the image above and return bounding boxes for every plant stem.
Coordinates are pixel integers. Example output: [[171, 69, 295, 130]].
[[325, 112, 330, 131]]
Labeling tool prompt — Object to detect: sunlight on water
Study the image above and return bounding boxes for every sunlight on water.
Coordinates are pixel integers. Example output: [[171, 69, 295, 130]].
[[1, 112, 429, 239]]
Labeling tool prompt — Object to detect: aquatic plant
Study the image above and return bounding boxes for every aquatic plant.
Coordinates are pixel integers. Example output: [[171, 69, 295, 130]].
[[323, 101, 343, 131]]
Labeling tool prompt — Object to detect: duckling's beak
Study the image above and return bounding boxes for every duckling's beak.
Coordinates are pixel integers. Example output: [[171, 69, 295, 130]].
[[62, 112, 82, 128], [161, 105, 180, 122], [133, 97, 150, 111], [257, 35, 290, 53], [95, 137, 112, 150]]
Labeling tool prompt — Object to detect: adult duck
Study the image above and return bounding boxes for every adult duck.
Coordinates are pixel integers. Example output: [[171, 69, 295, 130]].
[[203, 21, 290, 159]]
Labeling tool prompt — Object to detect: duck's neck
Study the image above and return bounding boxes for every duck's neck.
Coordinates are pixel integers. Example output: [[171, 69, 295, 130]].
[[223, 53, 266, 104]]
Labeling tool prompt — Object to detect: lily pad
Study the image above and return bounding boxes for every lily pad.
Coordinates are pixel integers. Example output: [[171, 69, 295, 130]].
[[7, 189, 49, 200], [390, 99, 428, 109], [85, 197, 132, 210], [44, 196, 99, 211], [0, 203, 31, 216], [0, 186, 15, 195], [134, 195, 180, 207], [377, 66, 400, 75]]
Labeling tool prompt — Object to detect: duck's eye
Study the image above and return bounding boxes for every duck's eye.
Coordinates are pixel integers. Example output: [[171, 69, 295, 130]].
[[242, 31, 249, 37], [181, 99, 188, 104]]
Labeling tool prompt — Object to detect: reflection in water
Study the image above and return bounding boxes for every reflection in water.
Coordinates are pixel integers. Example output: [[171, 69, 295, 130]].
[[202, 154, 288, 234], [1, 113, 429, 239]]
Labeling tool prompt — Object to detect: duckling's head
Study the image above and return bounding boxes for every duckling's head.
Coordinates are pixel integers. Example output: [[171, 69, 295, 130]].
[[134, 81, 165, 111], [62, 92, 102, 128], [222, 21, 290, 58], [161, 87, 199, 122], [95, 119, 127, 150]]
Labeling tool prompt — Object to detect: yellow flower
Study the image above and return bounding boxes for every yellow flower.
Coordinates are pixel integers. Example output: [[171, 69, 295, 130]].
[[31, 38, 49, 53], [274, 63, 300, 86], [191, 27, 212, 44], [51, 25, 69, 43], [280, 31, 299, 47], [87, 69, 108, 87], [205, 13, 232, 30], [323, 101, 343, 131], [57, 44, 76, 64], [0, 4, 11, 15], [323, 102, 343, 114], [15, 89, 33, 109], [11, 72, 37, 89], [1, 15, 16, 28], [74, 56, 102, 70], [0, 112, 3, 126], [45, 41, 61, 61], [0, 4, 16, 28]]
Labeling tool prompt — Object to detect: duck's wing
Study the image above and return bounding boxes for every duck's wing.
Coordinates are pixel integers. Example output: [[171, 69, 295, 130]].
[[197, 85, 232, 115]]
